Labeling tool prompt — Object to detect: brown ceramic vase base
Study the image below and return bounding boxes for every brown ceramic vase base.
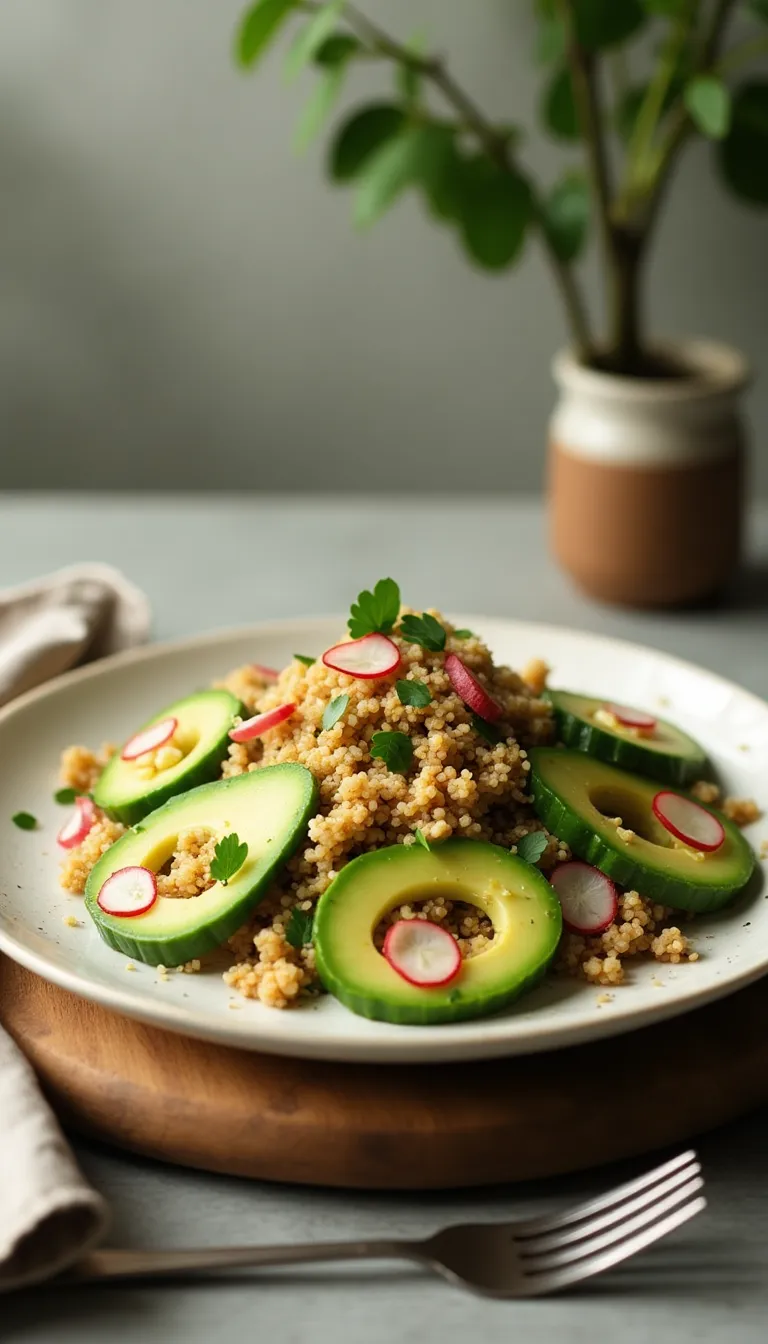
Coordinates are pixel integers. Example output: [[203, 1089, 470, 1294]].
[[549, 445, 743, 609], [3, 954, 768, 1190]]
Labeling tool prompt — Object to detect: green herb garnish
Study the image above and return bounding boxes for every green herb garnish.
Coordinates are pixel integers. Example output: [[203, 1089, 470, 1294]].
[[210, 833, 249, 886], [516, 831, 549, 865], [453, 629, 475, 640], [414, 828, 431, 852], [12, 811, 38, 831], [322, 693, 349, 731], [54, 787, 91, 805], [285, 906, 314, 949], [294, 654, 315, 667], [396, 678, 432, 708], [471, 713, 502, 745], [348, 577, 401, 639], [399, 612, 446, 652], [370, 730, 413, 774]]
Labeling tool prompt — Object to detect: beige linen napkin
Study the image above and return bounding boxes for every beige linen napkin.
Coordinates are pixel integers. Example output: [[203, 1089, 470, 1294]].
[[0, 563, 151, 1290]]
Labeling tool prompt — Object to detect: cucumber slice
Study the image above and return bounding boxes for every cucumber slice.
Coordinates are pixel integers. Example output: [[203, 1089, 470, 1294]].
[[314, 839, 562, 1025], [545, 690, 707, 786], [94, 690, 243, 825], [530, 748, 754, 913], [85, 764, 318, 965]]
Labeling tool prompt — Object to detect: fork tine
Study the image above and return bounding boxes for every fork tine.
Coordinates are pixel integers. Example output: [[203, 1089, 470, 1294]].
[[518, 1158, 701, 1255], [521, 1194, 707, 1296], [516, 1149, 698, 1237], [520, 1174, 705, 1274]]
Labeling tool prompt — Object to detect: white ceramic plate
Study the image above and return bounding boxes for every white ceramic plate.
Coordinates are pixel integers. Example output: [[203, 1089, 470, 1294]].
[[0, 617, 765, 1064]]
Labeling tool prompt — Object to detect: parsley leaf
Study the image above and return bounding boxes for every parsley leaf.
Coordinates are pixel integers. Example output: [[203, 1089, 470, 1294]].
[[414, 828, 431, 852], [399, 613, 446, 652], [294, 653, 315, 667], [285, 906, 314, 949], [12, 811, 38, 831], [54, 787, 78, 805], [348, 578, 401, 639], [210, 833, 249, 886], [453, 629, 475, 640], [516, 831, 549, 865], [396, 678, 432, 708], [322, 693, 349, 731], [471, 713, 502, 745], [370, 730, 413, 774]]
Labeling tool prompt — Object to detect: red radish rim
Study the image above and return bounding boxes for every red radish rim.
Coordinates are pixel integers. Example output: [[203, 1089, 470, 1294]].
[[382, 918, 462, 988], [652, 790, 725, 853], [550, 861, 619, 936], [445, 653, 503, 724], [97, 865, 158, 918], [322, 633, 400, 680], [57, 796, 97, 850], [229, 703, 295, 742], [604, 701, 657, 730], [251, 663, 279, 682], [121, 716, 178, 761]]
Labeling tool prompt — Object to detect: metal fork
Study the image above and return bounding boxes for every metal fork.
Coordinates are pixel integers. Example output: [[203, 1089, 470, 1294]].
[[61, 1150, 704, 1299]]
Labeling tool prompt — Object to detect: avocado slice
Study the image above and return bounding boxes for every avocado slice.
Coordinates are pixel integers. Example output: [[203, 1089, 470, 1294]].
[[94, 690, 243, 825], [530, 748, 754, 913], [546, 689, 707, 786], [85, 763, 317, 965], [313, 839, 562, 1025]]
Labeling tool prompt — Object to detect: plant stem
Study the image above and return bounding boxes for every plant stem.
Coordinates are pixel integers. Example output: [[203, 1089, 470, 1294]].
[[557, 3, 614, 272]]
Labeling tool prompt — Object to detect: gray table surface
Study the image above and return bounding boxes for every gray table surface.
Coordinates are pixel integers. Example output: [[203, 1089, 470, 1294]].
[[3, 492, 768, 1344]]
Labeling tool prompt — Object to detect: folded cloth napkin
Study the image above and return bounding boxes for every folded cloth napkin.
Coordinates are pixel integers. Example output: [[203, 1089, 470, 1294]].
[[0, 563, 151, 1290]]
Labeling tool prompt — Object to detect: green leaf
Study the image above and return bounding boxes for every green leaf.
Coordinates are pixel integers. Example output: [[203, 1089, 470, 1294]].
[[314, 33, 360, 66], [284, 0, 346, 81], [285, 905, 314, 949], [236, 0, 297, 68], [210, 833, 249, 886], [294, 63, 346, 151], [294, 653, 315, 666], [516, 830, 549, 865], [396, 678, 432, 708], [370, 730, 413, 774], [396, 61, 421, 105], [416, 126, 465, 222], [453, 629, 475, 640], [455, 158, 533, 270], [413, 828, 431, 852], [12, 811, 38, 831], [641, 0, 687, 13], [398, 613, 446, 652], [719, 81, 768, 204], [471, 713, 502, 745], [574, 0, 646, 51], [54, 787, 78, 805], [354, 124, 447, 229], [747, 0, 768, 21], [535, 13, 567, 64], [322, 693, 350, 730], [329, 104, 406, 182], [542, 65, 580, 140], [541, 172, 590, 262], [348, 577, 401, 638], [685, 75, 731, 140]]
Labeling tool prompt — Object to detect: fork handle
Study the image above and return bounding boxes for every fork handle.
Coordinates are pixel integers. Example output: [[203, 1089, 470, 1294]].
[[59, 1239, 422, 1284]]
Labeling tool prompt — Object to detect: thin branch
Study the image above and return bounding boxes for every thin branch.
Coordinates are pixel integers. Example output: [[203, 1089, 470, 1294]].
[[556, 2, 614, 270]]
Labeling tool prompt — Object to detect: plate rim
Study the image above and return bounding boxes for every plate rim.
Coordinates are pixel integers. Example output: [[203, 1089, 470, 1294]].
[[0, 614, 765, 1065]]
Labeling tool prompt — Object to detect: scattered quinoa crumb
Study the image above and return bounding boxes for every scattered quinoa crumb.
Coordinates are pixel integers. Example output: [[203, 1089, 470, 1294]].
[[723, 797, 761, 827], [690, 780, 721, 806], [125, 963, 136, 972], [63, 915, 80, 928]]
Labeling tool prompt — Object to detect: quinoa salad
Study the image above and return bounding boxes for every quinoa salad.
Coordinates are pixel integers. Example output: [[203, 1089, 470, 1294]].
[[47, 579, 759, 1026]]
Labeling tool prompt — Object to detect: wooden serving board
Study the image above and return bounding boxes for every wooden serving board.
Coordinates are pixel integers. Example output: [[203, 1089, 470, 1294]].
[[3, 953, 768, 1190]]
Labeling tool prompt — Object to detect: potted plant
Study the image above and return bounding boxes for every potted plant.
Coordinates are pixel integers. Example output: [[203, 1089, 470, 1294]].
[[234, 0, 768, 606]]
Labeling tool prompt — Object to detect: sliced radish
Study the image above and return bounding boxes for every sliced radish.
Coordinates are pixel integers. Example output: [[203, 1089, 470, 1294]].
[[383, 919, 462, 988], [229, 703, 295, 742], [121, 716, 178, 761], [251, 663, 279, 682], [604, 702, 657, 731], [322, 633, 400, 679], [97, 865, 158, 918], [550, 861, 618, 935], [57, 796, 97, 850], [652, 790, 725, 852], [445, 653, 503, 723]]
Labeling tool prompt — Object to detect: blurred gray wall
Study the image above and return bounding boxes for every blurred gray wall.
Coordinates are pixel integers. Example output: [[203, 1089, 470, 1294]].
[[1, 0, 766, 493]]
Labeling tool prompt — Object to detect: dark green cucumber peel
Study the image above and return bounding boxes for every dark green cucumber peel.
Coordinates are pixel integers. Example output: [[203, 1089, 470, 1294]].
[[545, 690, 708, 787], [530, 748, 755, 914]]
